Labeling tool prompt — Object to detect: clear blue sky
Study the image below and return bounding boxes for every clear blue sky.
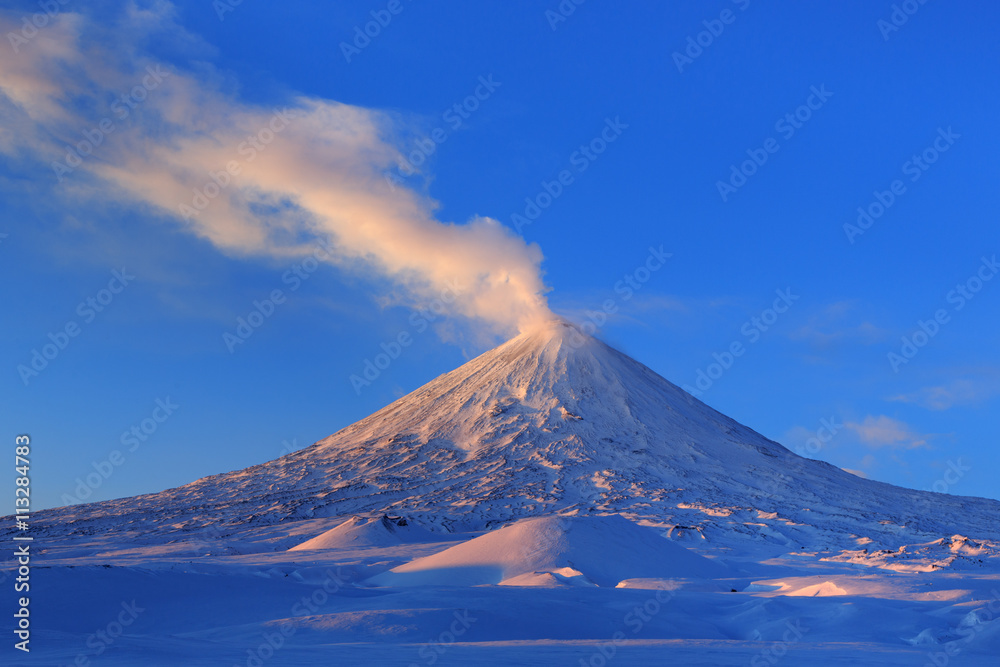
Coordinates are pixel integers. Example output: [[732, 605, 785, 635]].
[[3, 0, 998, 509]]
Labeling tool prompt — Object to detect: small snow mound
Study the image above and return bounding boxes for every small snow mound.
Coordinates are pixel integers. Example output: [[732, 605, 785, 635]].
[[615, 578, 684, 591], [288, 515, 435, 551], [904, 628, 940, 646], [365, 514, 729, 587], [499, 568, 596, 587], [784, 580, 848, 597]]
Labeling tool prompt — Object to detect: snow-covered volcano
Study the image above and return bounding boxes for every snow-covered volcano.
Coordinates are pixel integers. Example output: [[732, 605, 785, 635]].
[[14, 321, 1000, 665], [34, 320, 1000, 554]]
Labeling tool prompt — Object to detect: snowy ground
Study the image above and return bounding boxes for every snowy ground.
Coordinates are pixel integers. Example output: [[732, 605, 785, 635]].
[[7, 512, 1000, 666]]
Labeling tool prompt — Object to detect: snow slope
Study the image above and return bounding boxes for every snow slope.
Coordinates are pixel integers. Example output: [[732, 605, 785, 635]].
[[22, 320, 1000, 557], [366, 514, 730, 587], [289, 515, 436, 551]]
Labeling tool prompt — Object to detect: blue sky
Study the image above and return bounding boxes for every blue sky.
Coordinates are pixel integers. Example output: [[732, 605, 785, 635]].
[[2, 0, 998, 510]]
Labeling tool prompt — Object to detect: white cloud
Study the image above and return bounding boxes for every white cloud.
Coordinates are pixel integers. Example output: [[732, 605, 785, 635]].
[[788, 301, 887, 347], [0, 3, 553, 337], [845, 415, 930, 449], [889, 378, 996, 411]]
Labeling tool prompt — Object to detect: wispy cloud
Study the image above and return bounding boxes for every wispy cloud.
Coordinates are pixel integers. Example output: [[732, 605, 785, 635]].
[[0, 2, 552, 338], [788, 301, 887, 348], [844, 415, 931, 449], [625, 293, 688, 314], [889, 377, 998, 411], [555, 292, 687, 332]]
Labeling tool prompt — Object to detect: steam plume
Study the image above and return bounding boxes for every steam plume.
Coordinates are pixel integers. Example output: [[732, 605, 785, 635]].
[[0, 2, 553, 336]]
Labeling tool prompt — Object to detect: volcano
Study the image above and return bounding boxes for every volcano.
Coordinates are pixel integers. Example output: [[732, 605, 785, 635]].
[[14, 321, 1000, 665], [35, 320, 1000, 553]]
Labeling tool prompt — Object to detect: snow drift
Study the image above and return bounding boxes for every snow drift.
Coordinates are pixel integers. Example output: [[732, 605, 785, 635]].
[[289, 515, 436, 551], [365, 514, 729, 587]]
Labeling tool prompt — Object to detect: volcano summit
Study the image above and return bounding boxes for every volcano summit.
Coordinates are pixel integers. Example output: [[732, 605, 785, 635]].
[[34, 320, 1000, 549], [10, 321, 1000, 665]]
